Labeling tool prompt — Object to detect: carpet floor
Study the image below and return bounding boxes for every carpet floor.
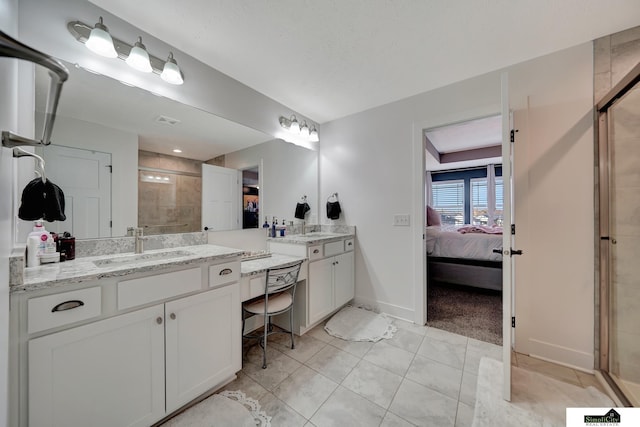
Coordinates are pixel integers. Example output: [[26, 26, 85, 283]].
[[427, 282, 502, 345]]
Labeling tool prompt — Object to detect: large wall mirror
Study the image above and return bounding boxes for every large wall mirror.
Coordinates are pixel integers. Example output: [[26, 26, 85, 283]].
[[33, 60, 319, 239]]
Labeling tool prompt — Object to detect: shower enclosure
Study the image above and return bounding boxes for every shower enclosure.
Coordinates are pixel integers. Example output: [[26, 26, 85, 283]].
[[597, 62, 640, 407]]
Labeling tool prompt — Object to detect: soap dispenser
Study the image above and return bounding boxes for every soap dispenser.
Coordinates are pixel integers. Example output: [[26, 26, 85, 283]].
[[262, 218, 270, 237], [271, 217, 277, 238]]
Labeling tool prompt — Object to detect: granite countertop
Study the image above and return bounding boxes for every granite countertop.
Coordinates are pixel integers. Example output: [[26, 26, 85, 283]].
[[241, 253, 306, 277], [14, 244, 245, 294], [268, 232, 354, 245]]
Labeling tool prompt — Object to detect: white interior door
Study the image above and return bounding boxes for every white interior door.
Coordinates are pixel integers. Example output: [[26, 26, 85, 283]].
[[43, 145, 112, 238], [201, 163, 240, 232], [500, 72, 516, 401]]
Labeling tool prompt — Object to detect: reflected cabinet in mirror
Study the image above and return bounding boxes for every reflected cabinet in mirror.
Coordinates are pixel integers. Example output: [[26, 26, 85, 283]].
[[34, 60, 318, 239]]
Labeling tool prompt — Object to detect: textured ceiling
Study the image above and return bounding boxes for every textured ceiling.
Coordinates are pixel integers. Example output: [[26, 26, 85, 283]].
[[89, 0, 640, 123]]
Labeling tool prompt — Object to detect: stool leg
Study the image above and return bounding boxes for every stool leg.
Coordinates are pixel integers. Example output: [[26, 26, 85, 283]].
[[290, 307, 295, 349], [262, 312, 268, 369]]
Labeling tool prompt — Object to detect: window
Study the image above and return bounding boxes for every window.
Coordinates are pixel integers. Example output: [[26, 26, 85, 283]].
[[470, 177, 503, 226], [431, 180, 464, 225]]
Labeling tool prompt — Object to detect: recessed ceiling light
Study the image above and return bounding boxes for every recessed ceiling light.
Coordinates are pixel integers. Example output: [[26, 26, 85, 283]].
[[173, 148, 182, 153]]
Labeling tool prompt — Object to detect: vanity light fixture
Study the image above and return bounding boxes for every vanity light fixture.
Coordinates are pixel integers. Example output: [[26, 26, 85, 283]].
[[172, 148, 182, 153], [309, 126, 319, 142], [68, 19, 185, 85], [279, 114, 319, 143], [85, 17, 117, 58], [161, 52, 184, 85], [125, 37, 152, 73], [300, 121, 310, 138]]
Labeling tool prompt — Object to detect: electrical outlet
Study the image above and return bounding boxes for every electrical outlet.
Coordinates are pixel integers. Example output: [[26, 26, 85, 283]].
[[393, 214, 410, 226]]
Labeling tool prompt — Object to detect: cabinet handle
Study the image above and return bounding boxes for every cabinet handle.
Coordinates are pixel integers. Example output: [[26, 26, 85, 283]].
[[219, 268, 233, 275], [51, 300, 84, 312], [156, 317, 163, 325], [335, 261, 339, 265], [313, 249, 320, 254], [170, 313, 176, 320], [347, 242, 353, 246]]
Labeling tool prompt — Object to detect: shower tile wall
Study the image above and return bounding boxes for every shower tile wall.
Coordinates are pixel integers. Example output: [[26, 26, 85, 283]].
[[594, 25, 640, 392], [138, 150, 202, 235]]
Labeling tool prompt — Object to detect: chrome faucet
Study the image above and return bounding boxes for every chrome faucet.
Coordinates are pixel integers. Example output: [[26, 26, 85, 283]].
[[133, 227, 147, 254]]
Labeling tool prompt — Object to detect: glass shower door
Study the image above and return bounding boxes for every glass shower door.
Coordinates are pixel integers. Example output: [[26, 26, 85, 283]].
[[606, 78, 640, 406]]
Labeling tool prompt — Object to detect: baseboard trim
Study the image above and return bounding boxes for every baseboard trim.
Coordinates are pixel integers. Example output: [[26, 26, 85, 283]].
[[528, 338, 594, 372], [353, 296, 414, 322]]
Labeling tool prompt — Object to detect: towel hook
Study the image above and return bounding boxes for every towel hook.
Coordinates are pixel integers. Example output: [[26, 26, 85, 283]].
[[13, 147, 46, 183], [300, 195, 307, 202], [327, 192, 339, 202]]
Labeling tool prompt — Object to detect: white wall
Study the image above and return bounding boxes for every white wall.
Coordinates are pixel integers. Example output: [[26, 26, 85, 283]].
[[225, 139, 319, 227], [321, 43, 596, 370], [37, 115, 138, 237], [0, 0, 21, 423]]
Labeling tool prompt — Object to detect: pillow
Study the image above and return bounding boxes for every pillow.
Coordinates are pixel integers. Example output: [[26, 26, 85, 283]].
[[426, 205, 441, 226]]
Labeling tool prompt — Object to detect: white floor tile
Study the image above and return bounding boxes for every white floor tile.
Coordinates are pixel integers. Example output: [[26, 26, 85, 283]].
[[389, 379, 457, 427], [405, 354, 463, 399], [363, 340, 415, 376], [306, 345, 360, 383], [342, 359, 403, 409], [273, 365, 338, 419], [310, 386, 386, 427]]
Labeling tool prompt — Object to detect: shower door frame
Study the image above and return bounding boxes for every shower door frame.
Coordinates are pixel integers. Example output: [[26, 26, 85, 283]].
[[596, 61, 640, 407]]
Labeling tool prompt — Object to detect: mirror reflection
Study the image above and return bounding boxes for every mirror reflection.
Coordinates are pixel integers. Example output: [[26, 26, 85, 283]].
[[34, 60, 318, 239]]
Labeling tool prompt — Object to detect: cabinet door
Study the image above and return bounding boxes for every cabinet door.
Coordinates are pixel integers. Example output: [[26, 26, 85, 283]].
[[334, 251, 355, 308], [165, 284, 241, 412], [29, 305, 165, 427], [308, 257, 334, 324]]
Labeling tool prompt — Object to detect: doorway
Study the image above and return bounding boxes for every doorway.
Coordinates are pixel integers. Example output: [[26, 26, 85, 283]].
[[423, 115, 504, 345], [242, 167, 259, 229], [597, 62, 640, 406]]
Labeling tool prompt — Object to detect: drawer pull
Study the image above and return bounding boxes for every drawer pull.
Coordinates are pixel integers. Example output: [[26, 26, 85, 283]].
[[219, 268, 233, 276], [347, 242, 353, 246], [313, 249, 320, 254], [51, 300, 84, 313]]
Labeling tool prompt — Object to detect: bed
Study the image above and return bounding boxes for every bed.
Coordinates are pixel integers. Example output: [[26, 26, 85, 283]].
[[426, 224, 503, 291]]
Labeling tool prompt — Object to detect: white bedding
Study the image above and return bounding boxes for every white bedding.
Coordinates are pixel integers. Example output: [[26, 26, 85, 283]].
[[426, 225, 503, 261]]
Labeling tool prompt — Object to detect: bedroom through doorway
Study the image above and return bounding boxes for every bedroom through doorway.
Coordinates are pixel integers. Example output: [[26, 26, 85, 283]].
[[423, 114, 504, 345]]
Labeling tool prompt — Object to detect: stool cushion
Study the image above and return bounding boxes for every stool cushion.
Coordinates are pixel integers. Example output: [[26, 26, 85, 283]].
[[243, 292, 293, 315]]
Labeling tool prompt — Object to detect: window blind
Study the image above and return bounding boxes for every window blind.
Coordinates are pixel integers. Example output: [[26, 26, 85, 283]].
[[432, 180, 464, 224]]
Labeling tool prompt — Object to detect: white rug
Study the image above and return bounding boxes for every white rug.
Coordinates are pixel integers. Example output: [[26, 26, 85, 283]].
[[472, 358, 614, 427], [162, 390, 271, 427], [324, 306, 397, 342]]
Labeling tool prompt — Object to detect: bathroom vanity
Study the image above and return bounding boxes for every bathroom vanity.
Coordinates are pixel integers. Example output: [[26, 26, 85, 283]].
[[268, 232, 355, 334], [9, 245, 244, 427]]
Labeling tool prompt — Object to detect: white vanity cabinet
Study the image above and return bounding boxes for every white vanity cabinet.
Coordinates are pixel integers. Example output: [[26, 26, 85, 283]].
[[269, 235, 354, 333], [309, 250, 354, 325], [29, 304, 166, 427], [165, 284, 240, 413], [13, 258, 241, 427]]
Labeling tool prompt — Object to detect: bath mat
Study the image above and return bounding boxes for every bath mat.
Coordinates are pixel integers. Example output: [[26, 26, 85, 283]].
[[162, 390, 271, 427], [472, 358, 614, 427], [324, 306, 397, 342]]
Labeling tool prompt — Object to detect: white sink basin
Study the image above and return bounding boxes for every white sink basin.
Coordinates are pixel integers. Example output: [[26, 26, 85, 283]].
[[92, 250, 194, 268]]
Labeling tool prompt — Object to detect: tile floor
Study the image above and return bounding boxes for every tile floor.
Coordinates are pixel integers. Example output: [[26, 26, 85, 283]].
[[217, 320, 606, 427]]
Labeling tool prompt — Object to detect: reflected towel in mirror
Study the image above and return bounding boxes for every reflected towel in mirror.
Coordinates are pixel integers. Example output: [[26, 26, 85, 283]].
[[326, 201, 341, 220], [294, 202, 310, 219]]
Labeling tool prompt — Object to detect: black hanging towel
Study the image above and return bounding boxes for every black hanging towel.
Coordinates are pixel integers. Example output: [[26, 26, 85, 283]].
[[295, 202, 310, 219], [18, 177, 66, 221], [326, 193, 341, 220]]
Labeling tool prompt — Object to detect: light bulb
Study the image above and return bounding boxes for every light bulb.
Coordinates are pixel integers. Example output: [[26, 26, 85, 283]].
[[126, 37, 152, 73], [161, 52, 184, 85], [309, 126, 319, 142], [85, 17, 117, 58], [300, 121, 310, 138], [289, 115, 300, 133]]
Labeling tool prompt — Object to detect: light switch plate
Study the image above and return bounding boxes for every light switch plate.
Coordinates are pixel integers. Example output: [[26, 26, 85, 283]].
[[393, 214, 410, 226]]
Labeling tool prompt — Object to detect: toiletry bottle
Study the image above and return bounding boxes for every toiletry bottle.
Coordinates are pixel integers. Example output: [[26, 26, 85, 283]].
[[263, 219, 270, 237], [280, 219, 286, 237], [26, 221, 48, 267], [271, 217, 277, 238]]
